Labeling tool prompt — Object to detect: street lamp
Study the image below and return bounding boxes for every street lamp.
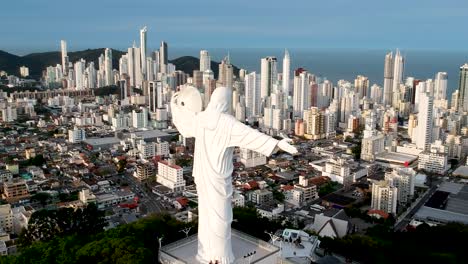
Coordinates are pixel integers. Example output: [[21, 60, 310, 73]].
[[179, 227, 192, 237], [266, 231, 283, 263]]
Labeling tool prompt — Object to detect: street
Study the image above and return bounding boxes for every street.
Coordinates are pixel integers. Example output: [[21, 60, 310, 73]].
[[394, 184, 438, 231]]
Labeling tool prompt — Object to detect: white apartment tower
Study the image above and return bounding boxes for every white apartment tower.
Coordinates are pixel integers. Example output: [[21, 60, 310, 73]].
[[282, 49, 290, 96], [104, 48, 114, 86], [415, 91, 434, 150], [245, 72, 261, 120], [260, 57, 277, 99], [61, 40, 68, 76], [383, 51, 393, 106], [371, 180, 398, 215], [140, 26, 148, 80], [200, 50, 211, 72]]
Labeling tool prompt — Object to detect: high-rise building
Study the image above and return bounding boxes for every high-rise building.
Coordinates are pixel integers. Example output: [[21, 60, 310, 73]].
[[218, 56, 233, 89], [303, 107, 325, 140], [457, 63, 468, 112], [385, 167, 415, 205], [354, 75, 369, 99], [383, 51, 393, 106], [160, 41, 168, 74], [392, 49, 404, 99], [19, 66, 29, 77], [104, 48, 114, 86], [127, 44, 142, 87], [260, 57, 277, 99], [68, 127, 86, 143], [74, 59, 85, 90], [148, 81, 163, 113], [434, 72, 448, 101], [415, 90, 434, 150], [200, 50, 211, 72], [292, 68, 311, 118], [140, 26, 148, 80], [282, 50, 290, 96], [132, 107, 148, 129], [371, 180, 398, 215], [244, 72, 261, 119], [61, 40, 68, 76]]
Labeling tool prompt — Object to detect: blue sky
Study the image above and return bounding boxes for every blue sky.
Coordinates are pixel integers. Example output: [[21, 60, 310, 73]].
[[2, 0, 468, 54]]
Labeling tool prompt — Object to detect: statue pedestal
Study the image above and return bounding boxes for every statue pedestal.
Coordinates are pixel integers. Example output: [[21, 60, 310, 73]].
[[160, 229, 279, 264]]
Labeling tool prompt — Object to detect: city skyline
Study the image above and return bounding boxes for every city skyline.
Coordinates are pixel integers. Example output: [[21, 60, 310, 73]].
[[2, 0, 468, 54]]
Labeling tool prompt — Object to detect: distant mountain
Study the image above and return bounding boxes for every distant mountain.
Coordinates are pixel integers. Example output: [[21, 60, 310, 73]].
[[0, 49, 239, 80]]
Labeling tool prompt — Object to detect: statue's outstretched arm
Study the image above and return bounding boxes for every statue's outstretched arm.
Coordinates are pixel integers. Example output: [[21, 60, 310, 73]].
[[228, 118, 279, 156]]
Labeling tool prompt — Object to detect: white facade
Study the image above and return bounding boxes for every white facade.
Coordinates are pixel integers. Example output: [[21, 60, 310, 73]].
[[371, 180, 398, 214], [240, 148, 267, 168], [418, 140, 449, 174], [104, 48, 113, 86], [156, 160, 185, 192], [244, 72, 261, 119], [415, 91, 434, 150], [282, 50, 290, 95], [385, 167, 415, 204], [260, 57, 277, 99], [132, 107, 148, 129], [68, 127, 86, 143], [200, 50, 211, 72]]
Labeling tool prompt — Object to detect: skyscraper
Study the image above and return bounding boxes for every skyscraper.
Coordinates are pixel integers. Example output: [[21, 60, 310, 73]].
[[127, 44, 142, 87], [140, 26, 147, 80], [260, 57, 277, 99], [200, 50, 211, 72], [292, 68, 310, 118], [218, 55, 233, 89], [160, 41, 168, 74], [244, 72, 261, 120], [392, 49, 404, 107], [434, 72, 448, 101], [416, 90, 434, 150], [457, 63, 468, 112], [61, 40, 68, 76], [354, 75, 369, 99], [282, 50, 290, 96], [104, 48, 113, 86], [383, 52, 393, 106]]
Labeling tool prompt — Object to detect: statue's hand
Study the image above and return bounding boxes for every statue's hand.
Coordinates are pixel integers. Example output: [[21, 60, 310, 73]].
[[277, 138, 298, 155]]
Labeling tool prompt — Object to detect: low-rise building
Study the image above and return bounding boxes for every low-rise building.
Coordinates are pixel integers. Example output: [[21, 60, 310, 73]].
[[0, 205, 13, 233], [3, 179, 30, 203], [418, 140, 449, 175]]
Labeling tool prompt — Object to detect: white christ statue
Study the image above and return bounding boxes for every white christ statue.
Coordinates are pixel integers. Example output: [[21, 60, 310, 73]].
[[171, 86, 298, 264]]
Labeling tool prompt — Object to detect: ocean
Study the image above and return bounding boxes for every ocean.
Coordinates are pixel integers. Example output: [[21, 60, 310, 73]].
[[170, 48, 468, 98]]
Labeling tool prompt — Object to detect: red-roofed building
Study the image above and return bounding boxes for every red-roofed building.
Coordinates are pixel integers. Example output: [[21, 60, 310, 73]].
[[367, 209, 389, 219], [244, 180, 259, 190], [174, 197, 189, 210]]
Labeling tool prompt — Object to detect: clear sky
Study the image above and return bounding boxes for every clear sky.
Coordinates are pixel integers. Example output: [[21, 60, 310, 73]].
[[2, 0, 468, 54]]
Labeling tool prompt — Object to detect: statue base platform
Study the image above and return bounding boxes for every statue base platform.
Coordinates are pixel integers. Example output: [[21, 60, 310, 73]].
[[160, 229, 279, 263]]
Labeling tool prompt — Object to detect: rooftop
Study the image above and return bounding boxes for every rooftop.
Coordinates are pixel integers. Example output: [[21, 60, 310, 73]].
[[160, 229, 279, 263]]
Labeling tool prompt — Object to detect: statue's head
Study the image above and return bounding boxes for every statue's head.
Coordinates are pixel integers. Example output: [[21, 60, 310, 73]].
[[172, 85, 203, 113], [206, 87, 231, 113]]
